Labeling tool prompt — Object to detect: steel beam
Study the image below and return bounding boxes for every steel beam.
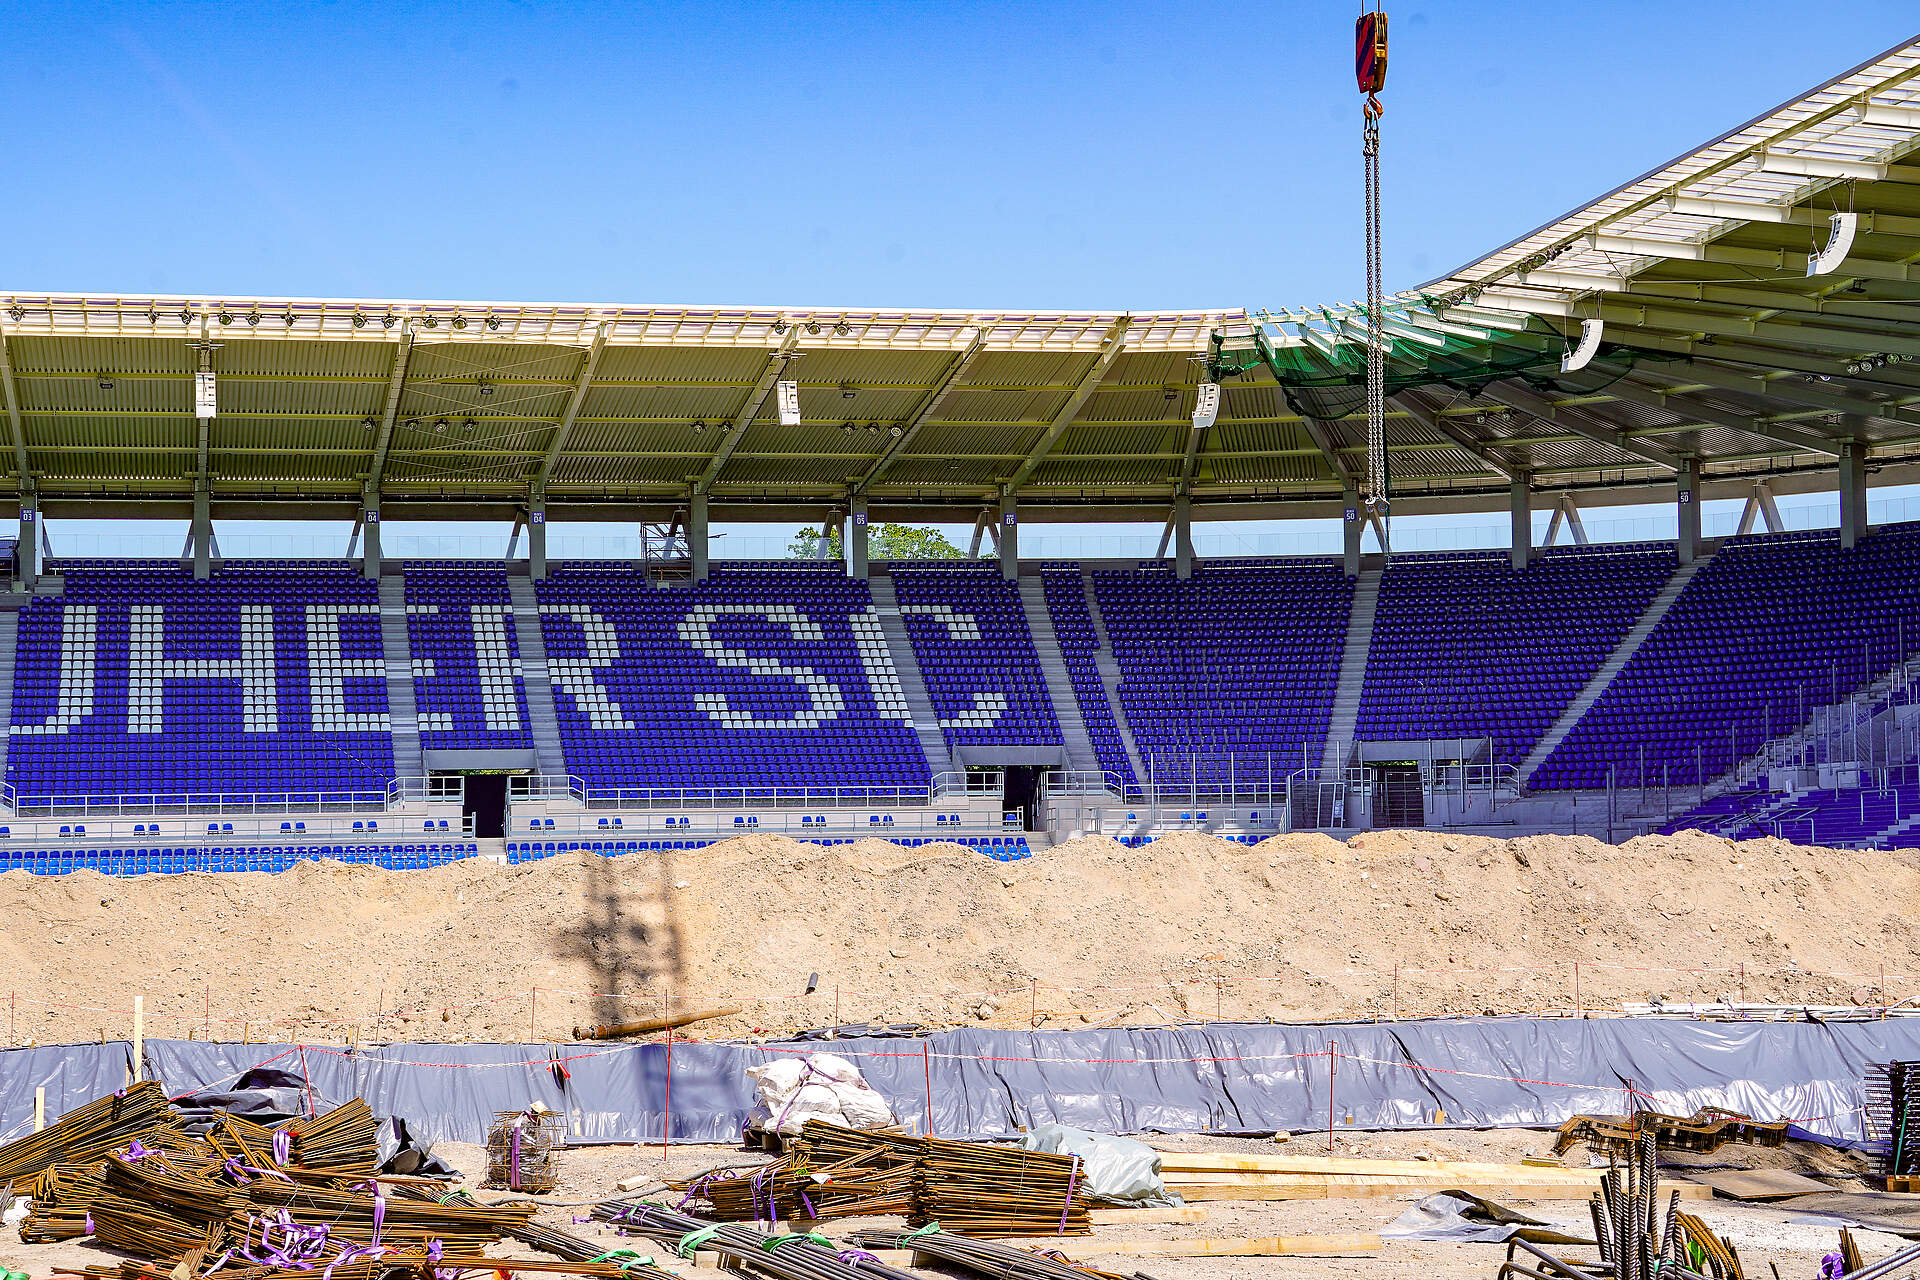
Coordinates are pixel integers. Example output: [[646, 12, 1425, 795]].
[[365, 323, 415, 497], [1585, 373, 1847, 457], [855, 327, 985, 494], [1003, 316, 1130, 492], [1480, 381, 1680, 471], [1390, 391, 1515, 480], [696, 324, 803, 495], [533, 321, 611, 492], [0, 330, 32, 485]]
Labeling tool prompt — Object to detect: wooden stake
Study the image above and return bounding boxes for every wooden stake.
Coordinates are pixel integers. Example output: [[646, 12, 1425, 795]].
[[922, 1038, 935, 1137], [33, 1086, 44, 1133], [132, 995, 144, 1081], [1326, 1038, 1337, 1153], [662, 1025, 674, 1158]]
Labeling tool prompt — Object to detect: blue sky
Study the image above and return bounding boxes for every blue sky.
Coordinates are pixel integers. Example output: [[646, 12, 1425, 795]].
[[7, 3, 1918, 312]]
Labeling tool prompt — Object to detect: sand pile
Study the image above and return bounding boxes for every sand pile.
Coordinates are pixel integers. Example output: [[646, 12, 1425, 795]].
[[1, 828, 1915, 1044]]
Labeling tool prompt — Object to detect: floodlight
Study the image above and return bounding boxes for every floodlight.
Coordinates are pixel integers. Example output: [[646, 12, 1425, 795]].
[[217, 310, 234, 325], [1807, 211, 1858, 276], [362, 417, 377, 430], [5, 307, 22, 322], [461, 418, 476, 437], [888, 424, 903, 438], [1192, 381, 1222, 430], [866, 421, 881, 433], [806, 321, 821, 335], [776, 379, 801, 426], [842, 421, 856, 433], [351, 313, 367, 329], [145, 311, 159, 325], [485, 315, 500, 330], [692, 420, 708, 434], [834, 322, 851, 336], [452, 315, 467, 330], [434, 418, 448, 433], [246, 312, 261, 327], [1559, 318, 1604, 373], [179, 309, 195, 325], [422, 315, 438, 328], [382, 314, 397, 329], [283, 312, 297, 326], [772, 320, 788, 335]]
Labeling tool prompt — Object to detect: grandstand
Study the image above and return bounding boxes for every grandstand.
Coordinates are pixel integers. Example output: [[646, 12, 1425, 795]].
[[5, 37, 1920, 869]]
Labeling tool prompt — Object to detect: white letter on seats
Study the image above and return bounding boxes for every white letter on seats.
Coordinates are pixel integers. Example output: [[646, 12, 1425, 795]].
[[898, 603, 1007, 730], [470, 603, 525, 730], [405, 603, 453, 733], [308, 603, 391, 732], [539, 605, 635, 729], [10, 604, 97, 736], [677, 603, 845, 730], [128, 603, 279, 734], [848, 605, 912, 724]]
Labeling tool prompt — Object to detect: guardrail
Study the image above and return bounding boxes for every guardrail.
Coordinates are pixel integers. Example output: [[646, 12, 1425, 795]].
[[2, 775, 462, 819], [507, 771, 999, 810]]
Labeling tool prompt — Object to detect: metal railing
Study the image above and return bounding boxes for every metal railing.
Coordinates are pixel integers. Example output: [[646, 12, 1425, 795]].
[[507, 771, 997, 810], [1, 775, 461, 819]]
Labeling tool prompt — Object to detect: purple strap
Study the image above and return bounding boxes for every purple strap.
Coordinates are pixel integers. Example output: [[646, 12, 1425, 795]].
[[272, 1129, 292, 1165], [838, 1249, 882, 1268], [84, 1212, 93, 1235], [370, 1189, 386, 1248], [322, 1244, 388, 1280], [509, 1124, 523, 1190], [224, 1156, 294, 1184], [1057, 1155, 1081, 1235], [122, 1140, 155, 1161]]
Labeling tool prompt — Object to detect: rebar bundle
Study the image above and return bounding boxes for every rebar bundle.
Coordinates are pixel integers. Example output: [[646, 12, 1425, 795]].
[[1865, 1061, 1920, 1179], [486, 1107, 565, 1193], [911, 1138, 1091, 1237], [0, 1080, 181, 1184], [849, 1226, 1148, 1280], [592, 1201, 921, 1280], [1554, 1108, 1788, 1160], [672, 1123, 921, 1223]]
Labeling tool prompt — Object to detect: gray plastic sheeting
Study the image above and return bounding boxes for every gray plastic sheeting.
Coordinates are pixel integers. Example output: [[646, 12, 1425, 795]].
[[107, 1018, 1920, 1147], [0, 1042, 134, 1141]]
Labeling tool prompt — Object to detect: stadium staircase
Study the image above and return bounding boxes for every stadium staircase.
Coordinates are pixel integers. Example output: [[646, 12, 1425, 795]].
[[1319, 566, 1381, 774], [378, 575, 424, 779], [1079, 569, 1150, 785], [506, 576, 569, 777], [1017, 578, 1101, 772], [1512, 554, 1709, 788], [865, 576, 953, 774]]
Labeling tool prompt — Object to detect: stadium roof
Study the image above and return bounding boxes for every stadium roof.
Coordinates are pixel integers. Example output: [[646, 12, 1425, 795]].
[[6, 34, 1920, 525]]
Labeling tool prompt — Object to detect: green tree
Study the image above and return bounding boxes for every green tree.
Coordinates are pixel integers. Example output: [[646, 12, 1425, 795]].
[[787, 523, 983, 561]]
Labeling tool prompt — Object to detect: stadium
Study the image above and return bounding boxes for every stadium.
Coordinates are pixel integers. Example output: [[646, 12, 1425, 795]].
[[10, 15, 1920, 1280]]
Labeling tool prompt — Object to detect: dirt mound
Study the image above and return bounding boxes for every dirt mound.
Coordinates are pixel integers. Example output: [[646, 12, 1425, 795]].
[[1, 828, 1915, 1044]]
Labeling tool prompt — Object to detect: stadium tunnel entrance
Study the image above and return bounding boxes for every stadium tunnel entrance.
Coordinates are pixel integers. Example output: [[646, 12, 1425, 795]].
[[423, 751, 537, 840], [956, 749, 1062, 832]]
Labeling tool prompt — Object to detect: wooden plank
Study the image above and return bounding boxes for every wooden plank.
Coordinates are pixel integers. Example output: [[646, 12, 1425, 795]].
[[1175, 1180, 1712, 1202], [1689, 1168, 1835, 1200], [998, 1233, 1382, 1258], [1163, 1171, 1602, 1189], [1088, 1206, 1210, 1225], [1155, 1152, 1594, 1179]]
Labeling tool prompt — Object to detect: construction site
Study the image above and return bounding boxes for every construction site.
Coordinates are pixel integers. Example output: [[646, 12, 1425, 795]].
[[14, 8, 1920, 1280]]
